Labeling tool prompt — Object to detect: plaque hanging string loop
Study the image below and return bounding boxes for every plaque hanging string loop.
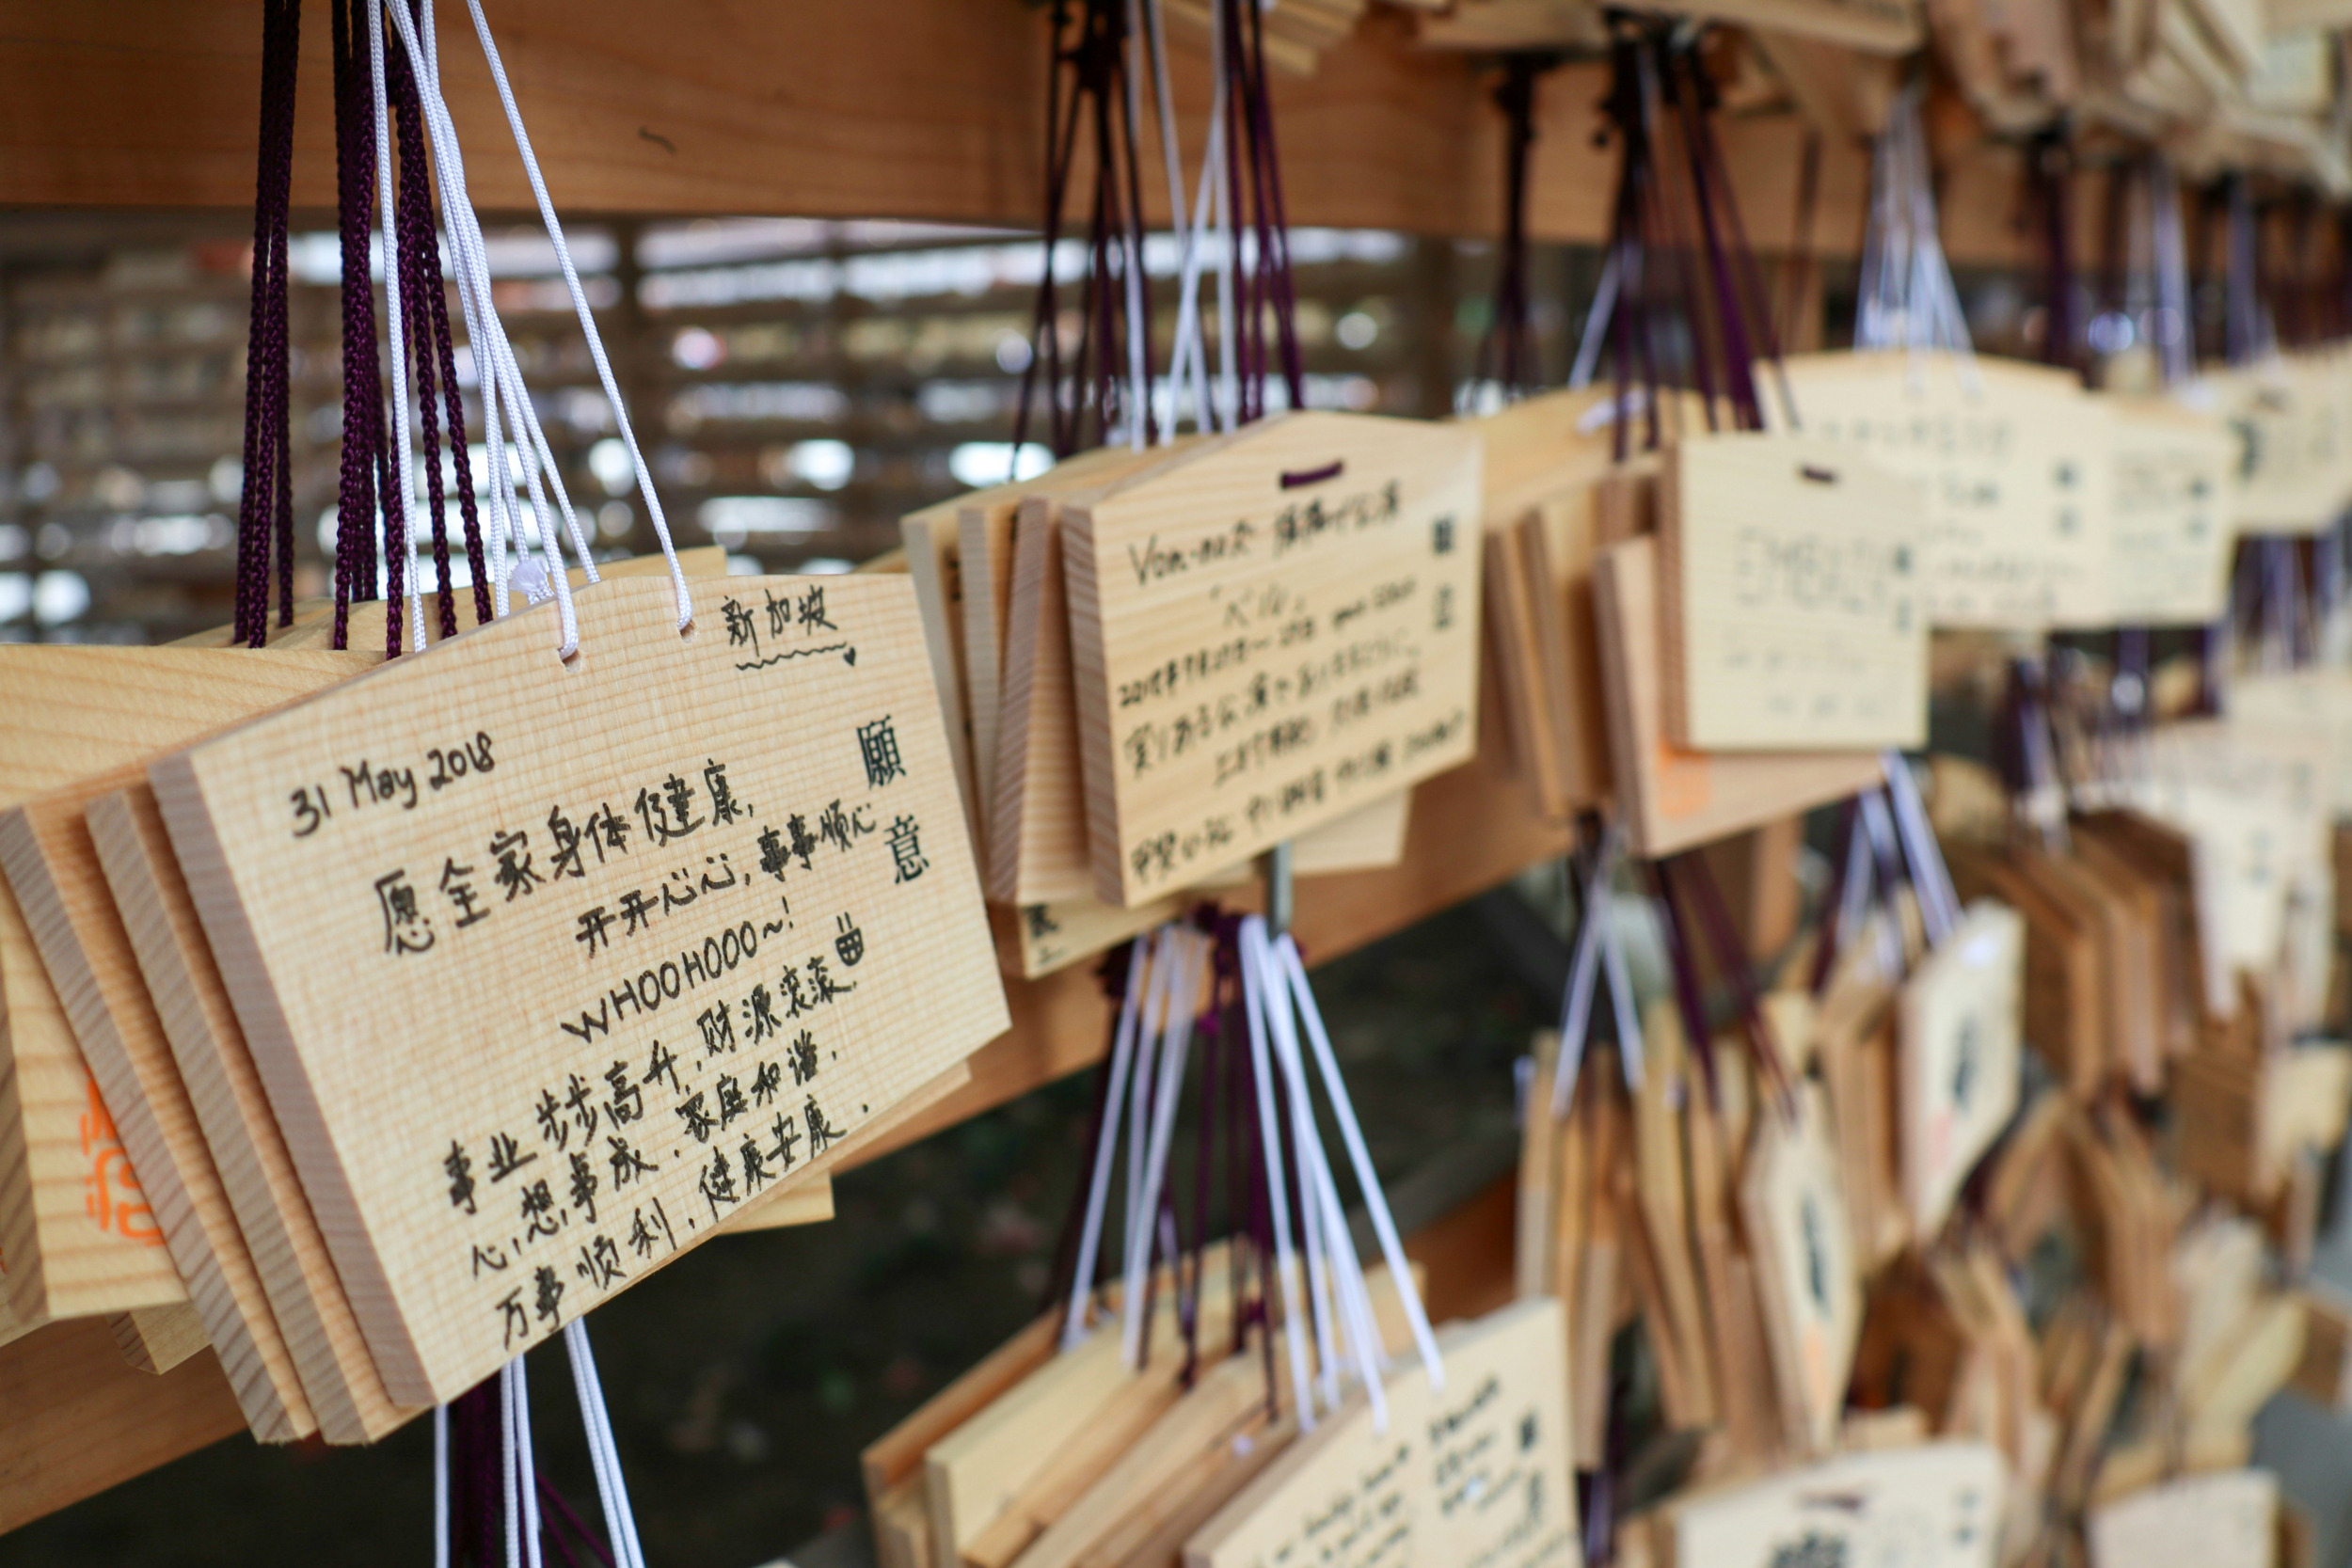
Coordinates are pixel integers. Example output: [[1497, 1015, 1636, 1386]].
[[396, 0, 576, 635], [458, 0, 694, 636], [1061, 927, 1160, 1348], [384, 0, 601, 658], [1549, 822, 1648, 1121]]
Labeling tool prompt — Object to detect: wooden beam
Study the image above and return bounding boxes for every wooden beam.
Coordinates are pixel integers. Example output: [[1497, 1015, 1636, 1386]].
[[0, 1, 2083, 263]]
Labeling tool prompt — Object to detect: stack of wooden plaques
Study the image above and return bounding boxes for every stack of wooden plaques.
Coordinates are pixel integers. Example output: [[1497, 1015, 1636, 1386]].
[[1511, 804, 2352, 1565], [899, 413, 1481, 979], [0, 548, 1010, 1528], [2002, 0, 2350, 189], [859, 1201, 1576, 1568]]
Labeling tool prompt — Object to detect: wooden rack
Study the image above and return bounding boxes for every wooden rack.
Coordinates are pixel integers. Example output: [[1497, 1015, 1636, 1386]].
[[3, 0, 2062, 265]]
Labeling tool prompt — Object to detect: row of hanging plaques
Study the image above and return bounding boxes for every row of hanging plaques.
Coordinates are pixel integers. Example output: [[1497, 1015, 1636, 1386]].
[[4, 378, 2344, 1489], [0, 0, 1038, 1485], [8, 12, 2352, 1560]]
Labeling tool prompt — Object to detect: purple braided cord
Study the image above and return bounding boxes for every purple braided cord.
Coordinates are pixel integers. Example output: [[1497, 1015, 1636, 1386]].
[[426, 190, 490, 630], [330, 0, 383, 648], [264, 0, 299, 631], [387, 26, 456, 641], [231, 0, 274, 645], [236, 0, 296, 646], [269, 106, 296, 632]]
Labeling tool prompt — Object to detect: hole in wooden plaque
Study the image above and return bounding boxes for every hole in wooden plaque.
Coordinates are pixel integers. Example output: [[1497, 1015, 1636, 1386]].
[[560, 641, 586, 673], [1800, 464, 1839, 485], [1279, 460, 1343, 489], [678, 616, 700, 645]]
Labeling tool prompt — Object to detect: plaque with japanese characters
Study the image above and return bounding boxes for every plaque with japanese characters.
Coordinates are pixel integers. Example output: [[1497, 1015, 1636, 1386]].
[[1184, 1296, 1581, 1568], [2101, 397, 2234, 626], [2209, 356, 2348, 537], [2087, 1468, 2276, 1568], [1658, 432, 1926, 751], [1668, 1441, 2005, 1568], [1772, 354, 2112, 630], [1740, 1086, 1863, 1458], [1062, 412, 1483, 908], [1898, 902, 2024, 1237], [149, 575, 1007, 1404]]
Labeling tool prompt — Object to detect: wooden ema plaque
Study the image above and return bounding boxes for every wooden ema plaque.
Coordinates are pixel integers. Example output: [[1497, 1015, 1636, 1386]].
[[2225, 670, 2352, 819], [2209, 356, 2349, 537], [151, 575, 1007, 1403], [1184, 1296, 1581, 1568], [932, 439, 1406, 975], [0, 645, 372, 1325], [1665, 1440, 2005, 1567], [993, 443, 1201, 906], [1898, 902, 2026, 1237], [1772, 353, 2111, 630], [1472, 387, 1649, 818], [2087, 1467, 2277, 1568], [1658, 432, 1926, 752], [1, 753, 331, 1443], [898, 503, 981, 842], [1063, 411, 1484, 908], [2137, 719, 2330, 1019], [1740, 1085, 1863, 1459], [2102, 396, 2235, 626], [87, 780, 426, 1444], [960, 448, 1172, 856], [1590, 535, 1880, 857]]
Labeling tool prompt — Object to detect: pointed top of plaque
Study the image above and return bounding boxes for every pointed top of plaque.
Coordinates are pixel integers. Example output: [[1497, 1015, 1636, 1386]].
[[1066, 410, 1479, 519]]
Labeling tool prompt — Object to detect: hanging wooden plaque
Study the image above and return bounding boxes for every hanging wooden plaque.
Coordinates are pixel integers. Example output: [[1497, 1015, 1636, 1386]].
[[1944, 846, 2108, 1097], [2208, 358, 2343, 536], [1183, 1295, 1582, 1568], [2101, 396, 2235, 626], [0, 645, 375, 1326], [87, 778, 425, 1443], [899, 500, 981, 841], [109, 1302, 210, 1372], [992, 444, 1198, 905], [2, 764, 321, 1443], [2137, 719, 2329, 1017], [1772, 354, 2113, 629], [150, 575, 1006, 1404], [1897, 901, 2025, 1237], [2226, 671, 2352, 818], [1063, 412, 1484, 907], [960, 448, 1184, 859], [2087, 1468, 2277, 1568], [1522, 494, 1613, 808], [1659, 432, 1926, 751], [1740, 1085, 1863, 1458], [1666, 1440, 2006, 1568], [1483, 512, 1560, 816], [1468, 386, 1634, 817], [1590, 535, 1880, 856], [1629, 1000, 1721, 1428]]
